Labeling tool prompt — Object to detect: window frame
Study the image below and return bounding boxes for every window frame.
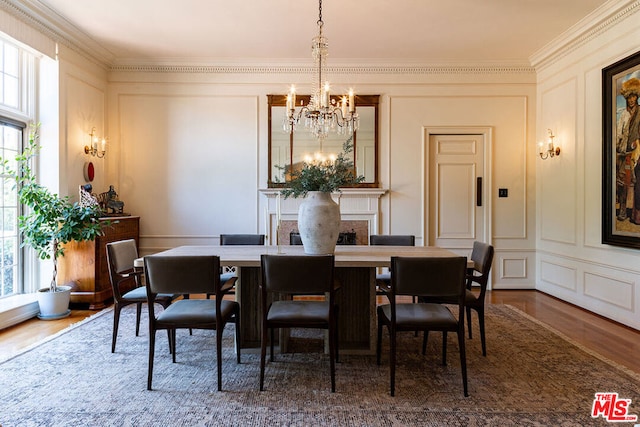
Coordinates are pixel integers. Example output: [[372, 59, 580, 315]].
[[0, 33, 38, 298]]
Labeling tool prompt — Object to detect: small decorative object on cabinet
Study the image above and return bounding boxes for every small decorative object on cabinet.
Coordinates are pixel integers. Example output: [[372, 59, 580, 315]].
[[58, 216, 140, 309]]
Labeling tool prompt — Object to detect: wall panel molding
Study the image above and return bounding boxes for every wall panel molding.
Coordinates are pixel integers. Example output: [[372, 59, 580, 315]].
[[584, 271, 634, 310], [539, 260, 578, 291]]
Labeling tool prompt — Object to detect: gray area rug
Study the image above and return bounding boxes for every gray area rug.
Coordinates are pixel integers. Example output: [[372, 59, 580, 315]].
[[0, 304, 638, 426]]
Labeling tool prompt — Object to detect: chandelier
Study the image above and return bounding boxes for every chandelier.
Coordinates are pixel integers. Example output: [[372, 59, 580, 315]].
[[283, 0, 359, 141]]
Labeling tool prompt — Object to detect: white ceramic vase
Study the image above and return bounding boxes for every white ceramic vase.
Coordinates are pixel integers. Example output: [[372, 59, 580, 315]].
[[37, 285, 72, 320], [297, 191, 341, 254]]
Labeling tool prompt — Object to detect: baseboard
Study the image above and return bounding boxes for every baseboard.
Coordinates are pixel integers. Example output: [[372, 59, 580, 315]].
[[0, 294, 39, 330]]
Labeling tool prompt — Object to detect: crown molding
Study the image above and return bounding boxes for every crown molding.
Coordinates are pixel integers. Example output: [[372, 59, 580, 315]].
[[530, 0, 640, 71], [108, 63, 535, 76], [0, 0, 113, 68]]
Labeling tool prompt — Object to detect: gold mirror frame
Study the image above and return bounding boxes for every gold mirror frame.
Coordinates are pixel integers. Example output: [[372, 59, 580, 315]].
[[267, 94, 379, 188]]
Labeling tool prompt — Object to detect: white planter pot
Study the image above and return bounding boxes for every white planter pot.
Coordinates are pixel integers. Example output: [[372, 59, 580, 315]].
[[297, 191, 341, 254], [37, 285, 72, 320]]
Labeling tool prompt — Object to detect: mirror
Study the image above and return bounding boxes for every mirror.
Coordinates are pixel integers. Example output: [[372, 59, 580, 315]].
[[268, 94, 379, 188]]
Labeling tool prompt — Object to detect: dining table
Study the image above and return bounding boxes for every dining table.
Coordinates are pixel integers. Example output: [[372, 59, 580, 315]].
[[135, 244, 466, 355]]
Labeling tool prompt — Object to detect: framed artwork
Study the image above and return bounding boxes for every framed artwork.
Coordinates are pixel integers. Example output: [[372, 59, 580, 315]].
[[603, 50, 640, 248]]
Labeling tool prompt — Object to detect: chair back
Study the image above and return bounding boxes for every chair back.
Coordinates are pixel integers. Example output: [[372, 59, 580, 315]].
[[220, 234, 265, 245], [468, 241, 494, 292], [261, 254, 334, 295], [391, 256, 467, 301], [290, 233, 303, 245], [106, 239, 139, 301], [107, 239, 138, 275], [144, 255, 220, 295], [370, 235, 415, 246]]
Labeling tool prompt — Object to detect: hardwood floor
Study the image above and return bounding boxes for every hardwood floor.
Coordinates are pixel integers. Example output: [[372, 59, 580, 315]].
[[0, 309, 95, 360], [1, 290, 639, 375], [488, 290, 640, 374]]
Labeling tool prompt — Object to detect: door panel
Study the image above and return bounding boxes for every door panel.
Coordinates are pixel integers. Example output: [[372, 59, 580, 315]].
[[429, 134, 484, 250]]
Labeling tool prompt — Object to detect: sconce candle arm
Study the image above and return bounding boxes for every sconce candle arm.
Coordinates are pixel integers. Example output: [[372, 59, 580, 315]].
[[84, 127, 107, 158], [539, 128, 560, 160]]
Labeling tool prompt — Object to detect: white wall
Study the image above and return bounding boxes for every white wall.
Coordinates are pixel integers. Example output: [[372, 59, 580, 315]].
[[535, 1, 640, 329], [106, 68, 538, 290], [57, 45, 109, 200], [386, 89, 536, 289]]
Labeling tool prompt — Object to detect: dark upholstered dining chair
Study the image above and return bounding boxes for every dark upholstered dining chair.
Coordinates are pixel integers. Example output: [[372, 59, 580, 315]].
[[370, 235, 416, 301], [144, 255, 240, 391], [220, 234, 265, 245], [259, 254, 339, 392], [376, 256, 468, 397], [420, 241, 494, 356], [207, 234, 266, 299], [106, 239, 175, 353], [463, 241, 494, 356]]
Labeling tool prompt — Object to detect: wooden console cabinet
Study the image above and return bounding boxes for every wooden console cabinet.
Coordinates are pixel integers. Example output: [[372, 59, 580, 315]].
[[58, 216, 140, 309]]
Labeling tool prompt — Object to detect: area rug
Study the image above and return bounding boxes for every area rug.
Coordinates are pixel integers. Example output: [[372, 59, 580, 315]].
[[0, 304, 638, 426]]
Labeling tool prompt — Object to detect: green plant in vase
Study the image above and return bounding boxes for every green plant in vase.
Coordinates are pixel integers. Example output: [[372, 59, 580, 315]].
[[0, 123, 103, 293], [276, 136, 365, 199], [276, 136, 364, 254]]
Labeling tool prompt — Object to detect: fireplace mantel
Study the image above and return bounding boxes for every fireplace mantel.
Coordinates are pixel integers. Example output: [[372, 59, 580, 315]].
[[260, 188, 387, 245]]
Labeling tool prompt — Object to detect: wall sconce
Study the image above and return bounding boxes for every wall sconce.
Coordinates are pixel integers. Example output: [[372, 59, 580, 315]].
[[84, 127, 106, 158], [538, 129, 560, 160]]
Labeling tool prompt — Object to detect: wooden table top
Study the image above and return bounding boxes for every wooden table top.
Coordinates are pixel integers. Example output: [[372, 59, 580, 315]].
[[135, 245, 466, 268]]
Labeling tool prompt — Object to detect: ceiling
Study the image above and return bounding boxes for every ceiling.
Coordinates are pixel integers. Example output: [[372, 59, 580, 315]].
[[28, 0, 611, 66]]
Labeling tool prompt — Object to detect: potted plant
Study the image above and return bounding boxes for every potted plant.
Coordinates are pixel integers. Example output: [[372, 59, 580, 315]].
[[0, 123, 103, 319], [277, 137, 364, 254]]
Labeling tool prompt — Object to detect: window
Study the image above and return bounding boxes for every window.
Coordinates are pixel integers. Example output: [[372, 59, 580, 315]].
[[0, 121, 22, 297], [0, 39, 20, 110], [0, 35, 35, 298]]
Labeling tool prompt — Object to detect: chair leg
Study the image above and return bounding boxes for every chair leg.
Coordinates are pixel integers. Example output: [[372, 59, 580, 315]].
[[390, 327, 396, 397], [270, 328, 275, 362], [111, 303, 122, 353], [171, 329, 177, 363], [329, 322, 336, 393], [477, 308, 487, 356], [422, 330, 429, 355], [216, 324, 223, 391], [147, 329, 156, 390], [413, 296, 418, 337], [135, 303, 142, 336], [376, 320, 383, 365], [260, 324, 268, 391], [466, 306, 473, 339], [334, 306, 339, 364], [442, 331, 448, 365], [235, 310, 241, 364], [457, 329, 469, 397]]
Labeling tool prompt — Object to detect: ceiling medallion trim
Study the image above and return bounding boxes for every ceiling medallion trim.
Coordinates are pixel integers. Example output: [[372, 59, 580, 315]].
[[109, 64, 536, 75]]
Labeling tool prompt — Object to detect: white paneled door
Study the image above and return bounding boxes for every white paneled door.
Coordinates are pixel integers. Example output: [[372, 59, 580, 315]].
[[428, 134, 485, 251]]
